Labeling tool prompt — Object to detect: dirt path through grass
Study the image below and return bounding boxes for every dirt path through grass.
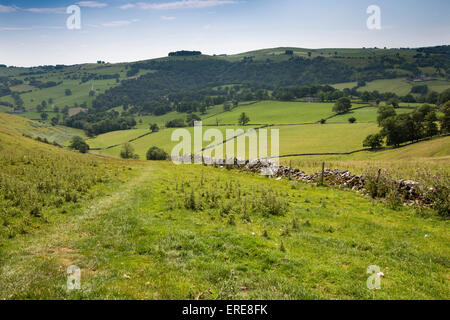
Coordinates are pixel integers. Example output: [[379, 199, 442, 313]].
[[0, 164, 154, 299]]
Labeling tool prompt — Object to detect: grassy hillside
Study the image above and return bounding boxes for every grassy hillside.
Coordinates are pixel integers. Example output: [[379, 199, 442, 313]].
[[0, 112, 85, 145], [2, 46, 449, 120], [333, 78, 450, 96], [280, 136, 450, 179], [0, 112, 448, 299], [1, 158, 449, 299], [0, 113, 126, 241], [331, 106, 411, 122]]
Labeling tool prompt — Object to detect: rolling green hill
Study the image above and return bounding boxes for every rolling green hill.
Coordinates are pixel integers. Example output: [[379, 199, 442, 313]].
[[1, 46, 449, 118]]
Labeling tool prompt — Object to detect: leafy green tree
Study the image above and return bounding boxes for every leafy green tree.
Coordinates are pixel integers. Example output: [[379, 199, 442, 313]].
[[332, 97, 352, 114], [438, 88, 450, 104], [424, 111, 438, 137], [440, 102, 450, 133], [363, 133, 383, 149], [120, 143, 138, 159], [223, 102, 231, 112], [65, 89, 72, 96], [377, 106, 396, 125], [426, 91, 439, 104], [69, 136, 89, 154], [361, 91, 372, 102], [40, 112, 48, 120], [238, 112, 250, 126], [232, 99, 239, 109], [380, 117, 406, 147], [186, 113, 201, 126], [388, 98, 399, 108], [199, 104, 207, 115], [416, 104, 433, 119], [146, 146, 168, 160], [255, 89, 268, 101], [51, 117, 59, 126], [411, 85, 428, 95], [150, 123, 159, 132], [166, 118, 186, 128], [348, 117, 356, 123]]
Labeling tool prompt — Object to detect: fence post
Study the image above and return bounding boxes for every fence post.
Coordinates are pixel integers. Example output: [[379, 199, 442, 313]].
[[320, 161, 325, 186], [374, 168, 382, 198], [288, 160, 292, 180]]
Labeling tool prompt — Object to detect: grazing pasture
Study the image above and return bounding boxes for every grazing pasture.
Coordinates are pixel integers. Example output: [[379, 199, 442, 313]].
[[0, 155, 448, 299], [202, 101, 334, 125]]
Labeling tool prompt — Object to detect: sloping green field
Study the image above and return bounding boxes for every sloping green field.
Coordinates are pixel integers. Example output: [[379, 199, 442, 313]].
[[331, 106, 411, 123], [0, 112, 85, 144], [202, 101, 334, 125], [333, 78, 450, 96], [1, 151, 449, 299]]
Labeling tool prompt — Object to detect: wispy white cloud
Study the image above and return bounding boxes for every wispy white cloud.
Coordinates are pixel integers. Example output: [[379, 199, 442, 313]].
[[121, 0, 238, 10], [120, 3, 136, 10], [0, 2, 106, 15], [77, 1, 108, 8], [161, 16, 176, 20], [0, 5, 16, 13], [0, 26, 30, 31], [0, 25, 65, 31], [23, 7, 66, 14], [102, 19, 140, 27]]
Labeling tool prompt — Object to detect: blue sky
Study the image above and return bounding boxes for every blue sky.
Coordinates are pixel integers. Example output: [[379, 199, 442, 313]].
[[0, 0, 449, 66]]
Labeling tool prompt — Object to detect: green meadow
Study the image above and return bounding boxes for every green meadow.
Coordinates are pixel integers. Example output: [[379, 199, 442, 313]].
[[92, 126, 251, 159], [331, 106, 411, 123], [333, 78, 450, 96], [19, 79, 119, 110], [202, 101, 333, 125]]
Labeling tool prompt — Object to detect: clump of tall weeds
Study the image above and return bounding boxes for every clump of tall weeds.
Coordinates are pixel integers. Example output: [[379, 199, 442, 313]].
[[416, 169, 449, 218]]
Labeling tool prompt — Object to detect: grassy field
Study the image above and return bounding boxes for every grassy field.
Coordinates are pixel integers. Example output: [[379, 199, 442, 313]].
[[91, 126, 251, 159], [271, 123, 379, 154], [280, 136, 450, 180], [88, 122, 379, 160], [0, 115, 125, 241], [202, 101, 334, 125], [0, 62, 152, 113], [331, 106, 411, 123], [0, 112, 85, 145], [1, 113, 449, 300], [18, 79, 119, 110], [1, 157, 448, 299], [85, 98, 449, 181], [134, 104, 225, 129], [333, 78, 450, 96]]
